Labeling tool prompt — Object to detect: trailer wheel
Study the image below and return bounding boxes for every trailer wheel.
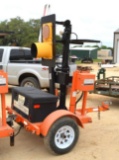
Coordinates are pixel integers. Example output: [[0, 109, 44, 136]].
[[20, 77, 40, 88], [44, 117, 79, 155]]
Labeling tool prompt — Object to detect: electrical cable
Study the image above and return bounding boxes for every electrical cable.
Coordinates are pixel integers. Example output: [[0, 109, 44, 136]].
[[14, 125, 23, 137]]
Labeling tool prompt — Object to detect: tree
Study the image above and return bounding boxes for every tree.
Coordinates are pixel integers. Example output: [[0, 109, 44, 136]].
[[0, 17, 40, 47], [55, 35, 63, 55]]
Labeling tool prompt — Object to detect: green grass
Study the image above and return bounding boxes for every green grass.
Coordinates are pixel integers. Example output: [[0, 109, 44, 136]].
[[93, 59, 102, 62]]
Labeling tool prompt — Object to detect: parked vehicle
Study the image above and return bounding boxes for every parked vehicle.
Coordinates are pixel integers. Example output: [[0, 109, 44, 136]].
[[0, 46, 77, 89]]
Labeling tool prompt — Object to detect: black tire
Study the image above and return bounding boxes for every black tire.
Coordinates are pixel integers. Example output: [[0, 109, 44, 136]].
[[20, 77, 40, 88], [44, 117, 79, 155]]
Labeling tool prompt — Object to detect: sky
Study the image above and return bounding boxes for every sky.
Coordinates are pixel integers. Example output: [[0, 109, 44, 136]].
[[0, 0, 119, 47]]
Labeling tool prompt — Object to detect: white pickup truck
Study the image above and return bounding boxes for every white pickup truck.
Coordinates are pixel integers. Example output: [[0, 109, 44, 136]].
[[0, 46, 77, 89]]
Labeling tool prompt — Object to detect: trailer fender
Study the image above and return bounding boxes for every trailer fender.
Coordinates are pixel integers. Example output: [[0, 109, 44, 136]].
[[40, 109, 84, 136]]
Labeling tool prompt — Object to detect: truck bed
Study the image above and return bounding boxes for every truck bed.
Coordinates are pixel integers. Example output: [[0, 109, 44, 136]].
[[94, 76, 119, 97]]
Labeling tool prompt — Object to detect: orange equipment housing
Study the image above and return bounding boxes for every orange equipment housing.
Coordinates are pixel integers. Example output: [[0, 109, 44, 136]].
[[6, 70, 109, 137]]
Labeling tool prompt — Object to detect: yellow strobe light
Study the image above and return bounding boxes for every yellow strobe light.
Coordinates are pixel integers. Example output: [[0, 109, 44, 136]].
[[31, 22, 53, 59]]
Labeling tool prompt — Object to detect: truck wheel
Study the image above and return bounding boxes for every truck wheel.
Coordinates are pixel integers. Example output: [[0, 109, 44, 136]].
[[20, 77, 40, 88], [44, 117, 79, 155]]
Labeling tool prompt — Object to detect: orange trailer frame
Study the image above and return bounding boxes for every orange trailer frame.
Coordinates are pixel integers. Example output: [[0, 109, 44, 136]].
[[6, 70, 109, 137], [0, 70, 14, 145], [0, 70, 109, 154]]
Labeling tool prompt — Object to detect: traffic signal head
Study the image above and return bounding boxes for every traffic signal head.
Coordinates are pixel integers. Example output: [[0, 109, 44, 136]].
[[31, 14, 55, 66]]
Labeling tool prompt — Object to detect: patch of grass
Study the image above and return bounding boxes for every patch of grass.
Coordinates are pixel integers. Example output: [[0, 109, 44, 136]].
[[75, 60, 81, 64], [93, 59, 102, 62]]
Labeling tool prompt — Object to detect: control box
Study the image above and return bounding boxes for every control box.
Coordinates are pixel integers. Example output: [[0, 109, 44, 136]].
[[77, 73, 95, 91], [12, 87, 58, 122]]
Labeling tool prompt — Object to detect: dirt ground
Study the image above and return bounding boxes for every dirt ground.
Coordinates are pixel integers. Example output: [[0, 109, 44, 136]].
[[0, 63, 119, 160]]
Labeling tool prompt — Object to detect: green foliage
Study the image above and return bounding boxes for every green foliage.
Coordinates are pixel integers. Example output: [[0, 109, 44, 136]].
[[55, 35, 63, 55], [0, 17, 40, 47], [84, 44, 113, 50]]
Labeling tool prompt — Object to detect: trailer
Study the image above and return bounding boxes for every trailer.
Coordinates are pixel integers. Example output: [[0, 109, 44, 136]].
[[94, 76, 119, 97], [0, 13, 109, 155]]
